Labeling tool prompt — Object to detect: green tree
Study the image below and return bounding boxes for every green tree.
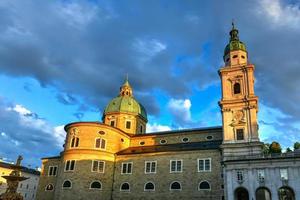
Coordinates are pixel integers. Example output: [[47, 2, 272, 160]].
[[294, 142, 300, 150], [286, 147, 292, 152], [269, 141, 282, 154]]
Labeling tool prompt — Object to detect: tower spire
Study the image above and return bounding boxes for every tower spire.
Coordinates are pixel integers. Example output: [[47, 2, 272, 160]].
[[229, 20, 239, 41]]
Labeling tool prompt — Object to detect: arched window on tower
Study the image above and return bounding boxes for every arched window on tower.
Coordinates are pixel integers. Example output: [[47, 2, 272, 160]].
[[70, 137, 79, 148], [234, 82, 241, 94]]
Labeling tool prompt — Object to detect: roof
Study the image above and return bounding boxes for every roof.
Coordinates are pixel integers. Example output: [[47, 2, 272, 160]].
[[117, 140, 223, 155], [104, 96, 147, 120], [0, 161, 40, 176], [223, 23, 247, 58], [41, 156, 61, 160], [134, 126, 222, 137]]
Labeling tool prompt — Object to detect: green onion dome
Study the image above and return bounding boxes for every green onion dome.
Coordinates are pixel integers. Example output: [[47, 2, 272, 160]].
[[224, 23, 247, 60]]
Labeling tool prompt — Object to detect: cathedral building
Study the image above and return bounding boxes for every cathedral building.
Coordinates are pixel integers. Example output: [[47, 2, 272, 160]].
[[36, 25, 300, 200]]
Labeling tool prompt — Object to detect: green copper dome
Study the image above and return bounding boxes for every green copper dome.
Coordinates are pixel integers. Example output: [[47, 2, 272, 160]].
[[224, 23, 247, 59], [104, 96, 147, 120], [103, 79, 148, 121]]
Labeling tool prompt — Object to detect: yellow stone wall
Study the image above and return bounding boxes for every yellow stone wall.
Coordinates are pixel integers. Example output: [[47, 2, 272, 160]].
[[219, 62, 259, 143], [36, 123, 224, 200], [224, 50, 248, 66], [130, 129, 222, 147], [104, 112, 147, 135]]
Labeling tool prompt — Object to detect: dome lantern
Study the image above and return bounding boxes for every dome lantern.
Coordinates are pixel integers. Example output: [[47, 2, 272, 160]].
[[223, 22, 248, 66]]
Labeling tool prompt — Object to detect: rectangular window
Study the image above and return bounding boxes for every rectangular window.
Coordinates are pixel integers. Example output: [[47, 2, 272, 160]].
[[236, 129, 244, 140], [48, 166, 58, 176], [126, 121, 131, 129], [140, 125, 143, 133], [280, 168, 288, 180], [95, 138, 106, 149], [65, 160, 75, 171], [121, 162, 133, 174], [236, 170, 244, 182], [257, 169, 265, 182], [170, 160, 182, 173], [110, 120, 115, 127], [145, 161, 156, 174], [91, 160, 105, 173], [198, 158, 211, 172]]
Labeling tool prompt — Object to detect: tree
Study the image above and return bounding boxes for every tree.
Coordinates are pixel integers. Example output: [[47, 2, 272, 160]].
[[269, 141, 282, 154], [286, 147, 292, 152], [294, 142, 300, 150]]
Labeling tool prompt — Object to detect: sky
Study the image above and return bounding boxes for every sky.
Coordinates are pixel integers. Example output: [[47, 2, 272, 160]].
[[0, 0, 300, 167]]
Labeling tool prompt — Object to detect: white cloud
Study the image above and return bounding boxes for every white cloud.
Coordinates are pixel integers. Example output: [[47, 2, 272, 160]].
[[167, 98, 192, 124], [53, 125, 66, 146], [57, 2, 99, 27], [133, 38, 167, 57], [7, 104, 31, 115], [259, 0, 300, 28], [6, 104, 65, 147], [146, 123, 171, 133]]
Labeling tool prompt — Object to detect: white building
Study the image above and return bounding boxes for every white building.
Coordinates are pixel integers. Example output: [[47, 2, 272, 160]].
[[0, 161, 40, 200]]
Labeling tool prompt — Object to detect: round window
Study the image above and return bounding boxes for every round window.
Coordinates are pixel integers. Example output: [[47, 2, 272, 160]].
[[140, 141, 145, 145], [160, 139, 167, 144], [206, 135, 213, 140], [121, 138, 124, 142], [182, 137, 189, 142], [98, 131, 105, 135]]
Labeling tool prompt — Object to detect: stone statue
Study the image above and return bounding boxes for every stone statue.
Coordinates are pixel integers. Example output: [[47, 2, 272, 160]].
[[0, 155, 29, 200]]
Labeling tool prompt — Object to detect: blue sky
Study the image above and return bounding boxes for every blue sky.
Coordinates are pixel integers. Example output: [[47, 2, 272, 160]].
[[0, 0, 300, 167]]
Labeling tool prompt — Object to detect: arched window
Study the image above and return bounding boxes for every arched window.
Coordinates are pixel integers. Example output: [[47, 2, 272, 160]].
[[234, 83, 241, 94], [256, 187, 271, 200], [90, 181, 102, 190], [235, 187, 249, 200], [95, 138, 106, 149], [62, 180, 72, 189], [45, 184, 54, 191], [199, 181, 210, 190], [278, 186, 295, 200], [70, 137, 79, 148], [144, 182, 155, 191], [170, 181, 181, 190], [120, 182, 130, 191]]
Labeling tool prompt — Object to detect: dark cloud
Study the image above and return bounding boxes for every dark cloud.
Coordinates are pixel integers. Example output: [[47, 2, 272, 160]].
[[56, 93, 78, 105], [0, 0, 299, 136], [0, 98, 63, 167]]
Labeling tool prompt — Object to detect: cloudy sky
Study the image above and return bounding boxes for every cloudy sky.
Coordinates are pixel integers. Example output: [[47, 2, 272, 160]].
[[0, 0, 300, 167]]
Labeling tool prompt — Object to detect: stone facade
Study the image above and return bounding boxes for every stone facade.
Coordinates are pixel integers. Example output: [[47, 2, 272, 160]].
[[223, 153, 300, 200], [36, 127, 224, 200]]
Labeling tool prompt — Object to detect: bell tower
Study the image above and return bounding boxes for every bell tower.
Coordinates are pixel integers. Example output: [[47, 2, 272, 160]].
[[219, 23, 262, 158]]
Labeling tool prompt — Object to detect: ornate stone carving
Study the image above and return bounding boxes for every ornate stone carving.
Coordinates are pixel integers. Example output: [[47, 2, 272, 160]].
[[70, 128, 79, 136]]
